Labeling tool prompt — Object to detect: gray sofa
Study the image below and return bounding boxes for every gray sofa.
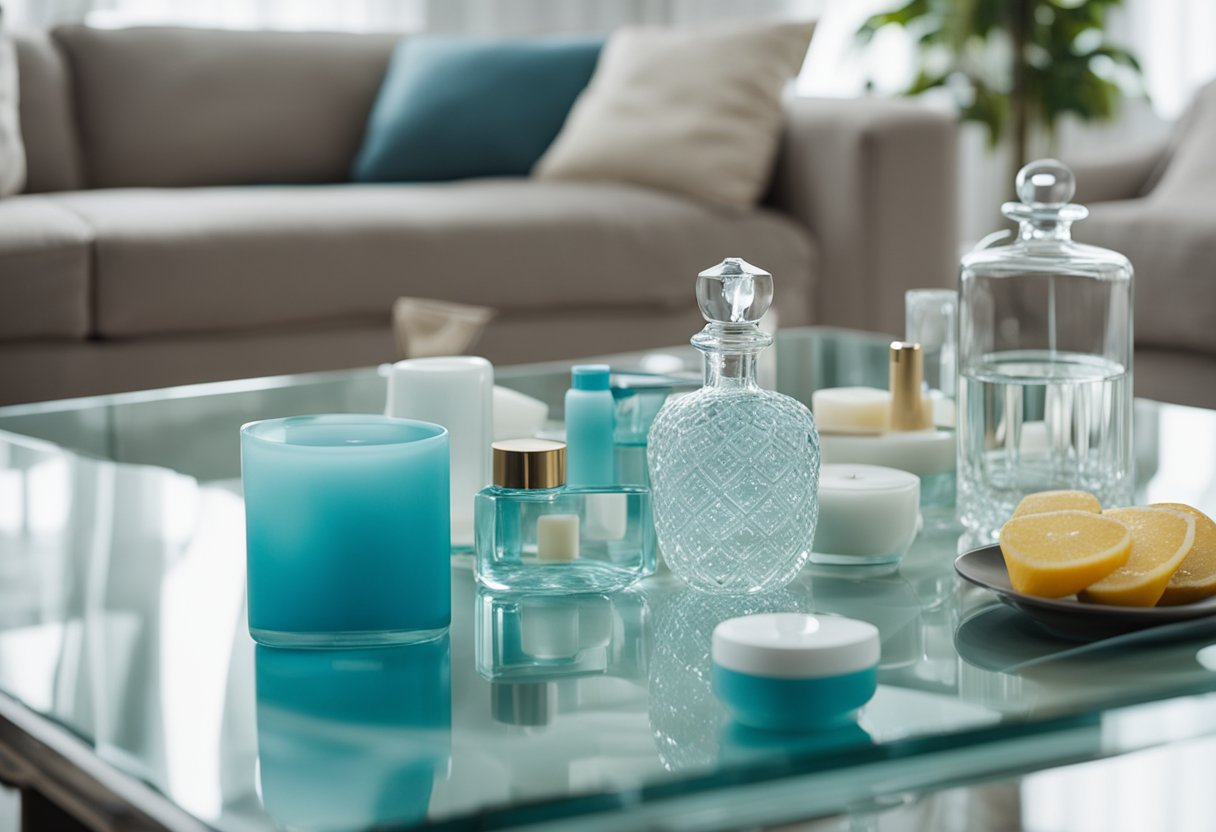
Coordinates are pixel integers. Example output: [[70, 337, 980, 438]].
[[1069, 79, 1216, 409], [0, 25, 958, 405]]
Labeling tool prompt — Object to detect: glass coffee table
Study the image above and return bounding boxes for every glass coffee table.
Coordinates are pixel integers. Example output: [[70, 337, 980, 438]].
[[2, 326, 1215, 831]]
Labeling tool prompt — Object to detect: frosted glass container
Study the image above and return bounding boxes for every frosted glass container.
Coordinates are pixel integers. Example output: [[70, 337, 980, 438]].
[[648, 258, 820, 594], [387, 356, 493, 551], [241, 415, 451, 647], [958, 160, 1134, 538]]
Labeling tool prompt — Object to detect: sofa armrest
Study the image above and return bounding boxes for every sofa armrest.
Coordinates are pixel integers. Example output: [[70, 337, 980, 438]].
[[766, 96, 958, 337], [1067, 137, 1172, 205]]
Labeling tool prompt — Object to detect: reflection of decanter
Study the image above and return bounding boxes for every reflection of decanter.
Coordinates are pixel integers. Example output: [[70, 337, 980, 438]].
[[647, 588, 797, 771], [648, 258, 820, 593]]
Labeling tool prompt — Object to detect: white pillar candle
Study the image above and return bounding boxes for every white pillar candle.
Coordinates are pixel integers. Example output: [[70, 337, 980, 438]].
[[386, 356, 493, 550], [537, 514, 580, 562], [811, 387, 892, 434], [819, 430, 955, 477], [811, 464, 920, 565]]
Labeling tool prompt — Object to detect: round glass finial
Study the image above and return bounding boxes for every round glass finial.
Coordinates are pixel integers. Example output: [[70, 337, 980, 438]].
[[696, 257, 774, 325], [1002, 158, 1087, 224], [1016, 159, 1075, 207]]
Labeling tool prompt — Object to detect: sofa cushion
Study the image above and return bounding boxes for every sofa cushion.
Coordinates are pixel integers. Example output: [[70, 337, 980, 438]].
[[1151, 79, 1216, 202], [1074, 198, 1216, 355], [48, 179, 814, 339], [353, 36, 602, 183], [13, 32, 83, 193], [0, 195, 93, 340], [52, 25, 397, 188], [534, 22, 814, 211], [0, 32, 25, 197]]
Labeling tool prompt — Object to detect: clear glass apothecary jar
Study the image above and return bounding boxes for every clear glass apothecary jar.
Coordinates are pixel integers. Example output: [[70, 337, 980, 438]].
[[958, 160, 1134, 538]]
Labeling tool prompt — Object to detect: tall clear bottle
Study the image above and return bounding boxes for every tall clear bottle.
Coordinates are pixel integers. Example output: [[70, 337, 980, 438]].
[[648, 257, 820, 594], [958, 160, 1134, 538]]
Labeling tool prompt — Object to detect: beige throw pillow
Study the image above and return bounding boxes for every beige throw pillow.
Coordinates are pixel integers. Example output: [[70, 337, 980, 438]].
[[533, 21, 814, 211], [0, 30, 25, 198]]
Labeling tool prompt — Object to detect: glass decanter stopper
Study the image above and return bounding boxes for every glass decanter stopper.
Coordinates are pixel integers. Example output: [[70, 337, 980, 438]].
[[958, 160, 1134, 538], [647, 257, 820, 594]]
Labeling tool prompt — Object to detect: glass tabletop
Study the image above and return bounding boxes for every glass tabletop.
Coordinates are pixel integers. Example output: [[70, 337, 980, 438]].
[[2, 326, 1216, 831]]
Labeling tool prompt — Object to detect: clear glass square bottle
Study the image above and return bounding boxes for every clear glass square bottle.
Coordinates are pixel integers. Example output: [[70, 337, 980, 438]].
[[474, 439, 655, 593]]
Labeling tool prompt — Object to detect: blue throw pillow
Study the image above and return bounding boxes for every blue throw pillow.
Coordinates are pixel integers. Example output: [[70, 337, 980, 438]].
[[352, 36, 602, 183]]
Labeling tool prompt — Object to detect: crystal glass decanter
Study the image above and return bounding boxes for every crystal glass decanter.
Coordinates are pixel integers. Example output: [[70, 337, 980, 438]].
[[647, 257, 820, 594], [958, 160, 1134, 539]]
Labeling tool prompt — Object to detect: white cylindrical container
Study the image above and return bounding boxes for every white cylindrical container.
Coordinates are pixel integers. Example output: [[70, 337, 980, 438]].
[[811, 464, 920, 566], [387, 356, 493, 551]]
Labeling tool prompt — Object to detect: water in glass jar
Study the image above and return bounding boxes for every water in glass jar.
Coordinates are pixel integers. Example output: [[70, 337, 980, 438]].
[[957, 349, 1133, 538]]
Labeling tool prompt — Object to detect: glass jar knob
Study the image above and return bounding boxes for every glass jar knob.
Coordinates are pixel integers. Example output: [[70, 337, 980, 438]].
[[1016, 159, 1076, 207], [1002, 159, 1088, 223], [696, 257, 773, 324]]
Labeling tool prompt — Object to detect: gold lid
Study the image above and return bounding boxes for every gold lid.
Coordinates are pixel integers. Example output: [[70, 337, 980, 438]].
[[492, 439, 566, 489], [889, 341, 933, 431]]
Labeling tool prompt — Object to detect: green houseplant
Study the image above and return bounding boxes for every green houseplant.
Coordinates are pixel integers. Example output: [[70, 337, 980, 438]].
[[857, 0, 1144, 171]]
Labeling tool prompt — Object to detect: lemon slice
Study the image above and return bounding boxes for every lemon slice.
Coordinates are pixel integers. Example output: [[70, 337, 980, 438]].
[[1011, 490, 1102, 518], [1154, 503, 1216, 605], [1079, 507, 1195, 607], [999, 509, 1131, 598]]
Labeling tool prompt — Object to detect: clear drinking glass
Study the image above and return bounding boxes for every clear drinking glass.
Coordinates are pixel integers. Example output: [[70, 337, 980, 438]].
[[957, 160, 1134, 538], [905, 288, 959, 405]]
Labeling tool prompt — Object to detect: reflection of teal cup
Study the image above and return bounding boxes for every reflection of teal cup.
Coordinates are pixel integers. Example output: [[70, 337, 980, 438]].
[[255, 639, 452, 830], [241, 414, 450, 647]]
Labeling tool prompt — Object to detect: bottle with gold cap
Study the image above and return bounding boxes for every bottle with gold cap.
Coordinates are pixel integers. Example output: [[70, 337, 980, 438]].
[[812, 342, 956, 522], [474, 438, 655, 593]]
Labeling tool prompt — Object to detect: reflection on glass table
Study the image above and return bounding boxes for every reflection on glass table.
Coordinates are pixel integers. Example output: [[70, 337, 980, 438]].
[[3, 327, 1216, 831], [476, 589, 649, 683], [255, 640, 451, 831]]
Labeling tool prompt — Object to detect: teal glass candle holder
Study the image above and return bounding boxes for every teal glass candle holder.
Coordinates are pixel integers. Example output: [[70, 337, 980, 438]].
[[241, 414, 451, 647]]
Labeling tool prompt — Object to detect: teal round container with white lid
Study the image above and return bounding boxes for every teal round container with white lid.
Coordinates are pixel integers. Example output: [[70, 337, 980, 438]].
[[712, 613, 880, 731]]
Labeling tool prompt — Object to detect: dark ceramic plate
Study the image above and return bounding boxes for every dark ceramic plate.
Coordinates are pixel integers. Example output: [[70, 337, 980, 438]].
[[954, 545, 1216, 640]]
